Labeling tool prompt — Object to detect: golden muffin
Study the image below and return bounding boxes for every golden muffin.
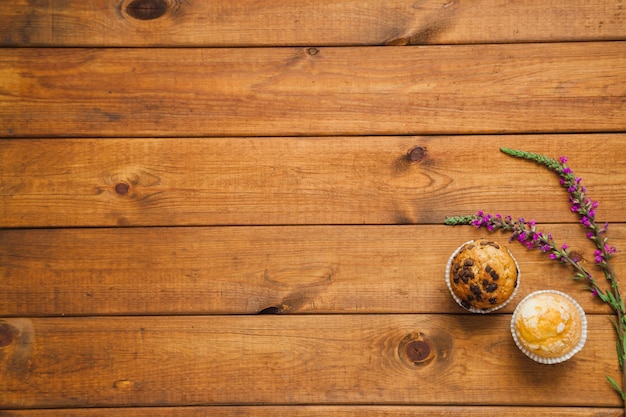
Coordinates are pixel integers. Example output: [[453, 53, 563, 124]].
[[446, 239, 520, 313], [511, 290, 587, 364]]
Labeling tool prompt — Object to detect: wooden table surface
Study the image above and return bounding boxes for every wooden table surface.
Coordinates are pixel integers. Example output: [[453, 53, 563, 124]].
[[1, 1, 626, 415]]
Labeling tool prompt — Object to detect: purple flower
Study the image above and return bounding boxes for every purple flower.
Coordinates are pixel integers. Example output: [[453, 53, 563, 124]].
[[559, 156, 568, 163], [595, 250, 604, 263]]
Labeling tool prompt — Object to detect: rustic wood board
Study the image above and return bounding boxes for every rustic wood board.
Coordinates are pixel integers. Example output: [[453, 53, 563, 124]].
[[0, 406, 622, 417], [1, 0, 625, 47], [1, 43, 625, 138], [1, 135, 625, 227], [0, 316, 621, 409], [0, 225, 622, 317]]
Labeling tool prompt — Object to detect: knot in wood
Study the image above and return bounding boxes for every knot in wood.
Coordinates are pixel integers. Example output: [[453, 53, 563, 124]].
[[405, 340, 431, 363], [306, 47, 319, 56], [125, 0, 169, 20], [258, 306, 281, 314], [407, 146, 426, 162], [0, 322, 16, 348], [115, 182, 131, 196], [399, 333, 436, 367]]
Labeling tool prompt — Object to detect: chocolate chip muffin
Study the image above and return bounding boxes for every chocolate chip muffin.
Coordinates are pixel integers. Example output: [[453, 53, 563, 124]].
[[446, 239, 520, 313]]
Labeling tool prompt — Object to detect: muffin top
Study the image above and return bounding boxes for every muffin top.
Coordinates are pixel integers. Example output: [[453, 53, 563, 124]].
[[448, 239, 519, 312], [513, 291, 584, 359]]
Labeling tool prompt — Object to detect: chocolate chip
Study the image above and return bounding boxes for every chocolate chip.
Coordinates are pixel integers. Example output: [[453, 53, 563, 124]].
[[464, 259, 474, 266], [489, 297, 497, 305], [482, 279, 490, 287], [457, 268, 474, 284], [466, 244, 475, 250], [485, 283, 498, 293], [489, 270, 499, 280], [467, 295, 474, 301], [480, 240, 500, 249], [461, 300, 470, 309], [485, 265, 492, 273], [470, 284, 481, 296]]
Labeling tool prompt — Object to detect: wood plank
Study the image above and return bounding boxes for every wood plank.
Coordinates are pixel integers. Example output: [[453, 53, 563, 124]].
[[0, 315, 621, 408], [1, 135, 625, 227], [1, 225, 623, 317], [0, 405, 622, 417], [1, 43, 625, 138], [1, 0, 625, 47]]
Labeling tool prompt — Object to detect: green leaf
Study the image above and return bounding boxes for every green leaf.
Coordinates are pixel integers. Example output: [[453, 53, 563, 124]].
[[597, 291, 610, 303], [609, 317, 626, 369], [606, 375, 626, 400], [606, 290, 619, 308], [609, 316, 621, 335], [444, 215, 476, 226]]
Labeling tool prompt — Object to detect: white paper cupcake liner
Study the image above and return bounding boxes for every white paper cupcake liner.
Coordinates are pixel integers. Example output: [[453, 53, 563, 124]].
[[510, 290, 587, 364], [445, 239, 521, 314]]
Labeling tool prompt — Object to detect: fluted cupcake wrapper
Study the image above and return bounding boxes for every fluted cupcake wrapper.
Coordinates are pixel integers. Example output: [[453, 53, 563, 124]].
[[445, 239, 521, 314], [510, 290, 587, 364]]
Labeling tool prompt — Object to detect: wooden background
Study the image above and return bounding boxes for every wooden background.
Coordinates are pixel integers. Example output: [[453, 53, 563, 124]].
[[1, 0, 626, 415]]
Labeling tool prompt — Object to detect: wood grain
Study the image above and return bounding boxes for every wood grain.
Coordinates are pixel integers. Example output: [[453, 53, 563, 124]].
[[3, 1, 625, 414], [2, 43, 625, 138], [0, 315, 621, 409], [1, 135, 625, 227], [0, 225, 623, 317], [0, 406, 622, 417], [0, 0, 624, 47]]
